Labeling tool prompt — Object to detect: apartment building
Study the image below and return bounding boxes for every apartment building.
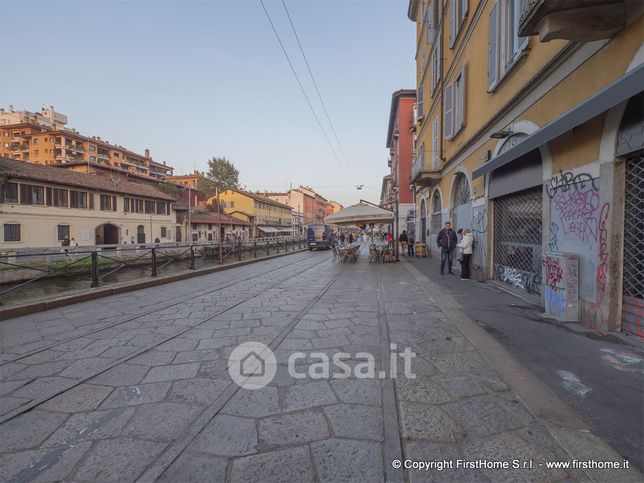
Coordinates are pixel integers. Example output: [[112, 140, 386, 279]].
[[0, 106, 174, 180], [215, 188, 294, 237], [265, 187, 340, 229], [386, 89, 417, 237], [0, 157, 175, 249], [407, 0, 643, 336], [167, 171, 209, 189]]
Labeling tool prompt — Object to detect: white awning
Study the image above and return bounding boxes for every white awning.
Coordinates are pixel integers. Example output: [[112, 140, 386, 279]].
[[324, 202, 394, 226]]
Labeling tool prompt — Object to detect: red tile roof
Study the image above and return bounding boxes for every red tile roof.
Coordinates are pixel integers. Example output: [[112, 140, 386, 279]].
[[0, 157, 175, 201]]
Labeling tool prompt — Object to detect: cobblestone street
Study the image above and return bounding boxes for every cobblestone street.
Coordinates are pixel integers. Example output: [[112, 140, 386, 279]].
[[0, 250, 640, 482]]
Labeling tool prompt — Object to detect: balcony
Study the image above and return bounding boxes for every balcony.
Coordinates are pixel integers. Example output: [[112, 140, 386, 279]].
[[519, 0, 626, 42], [411, 152, 441, 187], [67, 145, 85, 153], [97, 152, 110, 160]]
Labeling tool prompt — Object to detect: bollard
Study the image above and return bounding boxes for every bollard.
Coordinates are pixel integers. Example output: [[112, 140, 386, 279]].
[[151, 248, 158, 277], [90, 251, 99, 288], [237, 244, 242, 261], [189, 246, 196, 270], [254, 241, 258, 258], [276, 240, 280, 254], [266, 243, 269, 256]]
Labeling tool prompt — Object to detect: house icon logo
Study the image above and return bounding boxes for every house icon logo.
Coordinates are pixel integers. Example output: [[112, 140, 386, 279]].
[[228, 341, 277, 389]]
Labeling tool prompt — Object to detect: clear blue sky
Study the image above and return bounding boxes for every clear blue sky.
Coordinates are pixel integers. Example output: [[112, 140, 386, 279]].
[[0, 0, 415, 207]]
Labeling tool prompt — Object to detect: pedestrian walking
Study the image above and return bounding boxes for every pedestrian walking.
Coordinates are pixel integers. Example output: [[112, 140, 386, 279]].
[[61, 236, 71, 256], [349, 233, 354, 244], [340, 233, 346, 245], [398, 230, 408, 256], [436, 221, 458, 275], [457, 228, 474, 280], [407, 234, 415, 256]]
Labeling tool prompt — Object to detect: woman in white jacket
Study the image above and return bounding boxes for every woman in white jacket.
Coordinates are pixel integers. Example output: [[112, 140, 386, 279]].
[[457, 228, 474, 280]]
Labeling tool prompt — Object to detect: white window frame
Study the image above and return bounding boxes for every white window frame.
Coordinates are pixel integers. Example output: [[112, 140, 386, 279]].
[[431, 115, 440, 169], [430, 36, 441, 94], [488, 0, 529, 92], [443, 83, 454, 139], [449, 0, 469, 48], [454, 64, 466, 136]]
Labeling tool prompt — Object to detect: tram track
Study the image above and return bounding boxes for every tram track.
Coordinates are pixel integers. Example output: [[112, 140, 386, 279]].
[[0, 252, 333, 424], [0, 251, 319, 366]]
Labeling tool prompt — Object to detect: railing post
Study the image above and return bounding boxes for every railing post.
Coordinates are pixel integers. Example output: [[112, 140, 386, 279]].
[[151, 248, 158, 277], [189, 246, 196, 270], [90, 251, 99, 288], [276, 239, 280, 254], [254, 241, 258, 258]]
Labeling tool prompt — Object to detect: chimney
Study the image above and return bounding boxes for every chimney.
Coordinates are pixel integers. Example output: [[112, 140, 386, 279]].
[[145, 148, 150, 158]]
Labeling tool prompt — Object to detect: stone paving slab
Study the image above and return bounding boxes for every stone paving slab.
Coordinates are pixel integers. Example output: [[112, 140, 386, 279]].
[[0, 252, 640, 482]]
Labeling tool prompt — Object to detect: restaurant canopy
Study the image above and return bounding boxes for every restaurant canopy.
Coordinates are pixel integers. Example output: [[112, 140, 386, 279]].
[[324, 202, 394, 226]]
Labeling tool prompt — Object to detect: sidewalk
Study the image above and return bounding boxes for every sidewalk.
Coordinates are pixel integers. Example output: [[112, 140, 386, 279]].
[[405, 254, 644, 473], [0, 252, 640, 482]]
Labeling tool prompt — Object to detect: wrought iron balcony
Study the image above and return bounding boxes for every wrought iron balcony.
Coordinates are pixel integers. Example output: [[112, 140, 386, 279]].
[[519, 0, 626, 42]]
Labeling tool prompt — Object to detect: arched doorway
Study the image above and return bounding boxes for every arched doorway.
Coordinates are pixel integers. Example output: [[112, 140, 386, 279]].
[[419, 199, 427, 243], [490, 134, 543, 301], [95, 223, 119, 245], [137, 225, 146, 244], [618, 93, 643, 338], [431, 189, 442, 243], [452, 173, 471, 231]]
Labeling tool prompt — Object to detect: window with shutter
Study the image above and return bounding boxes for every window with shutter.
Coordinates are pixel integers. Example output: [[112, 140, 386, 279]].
[[426, 5, 434, 42], [432, 116, 440, 168], [454, 64, 466, 133], [444, 83, 454, 139], [417, 86, 424, 119], [488, 2, 499, 90], [449, 0, 456, 46]]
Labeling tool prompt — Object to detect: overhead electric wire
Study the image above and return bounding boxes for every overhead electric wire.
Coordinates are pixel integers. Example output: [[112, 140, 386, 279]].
[[281, 0, 359, 185], [258, 0, 356, 186]]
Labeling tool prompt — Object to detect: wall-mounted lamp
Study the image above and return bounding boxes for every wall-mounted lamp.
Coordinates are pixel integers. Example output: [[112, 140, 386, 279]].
[[490, 130, 513, 139]]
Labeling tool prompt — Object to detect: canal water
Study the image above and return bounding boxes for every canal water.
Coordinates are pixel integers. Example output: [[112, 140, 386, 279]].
[[0, 251, 259, 308]]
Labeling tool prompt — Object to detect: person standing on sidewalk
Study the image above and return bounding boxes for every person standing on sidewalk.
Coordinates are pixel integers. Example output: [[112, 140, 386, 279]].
[[457, 228, 473, 280], [407, 234, 415, 256], [437, 221, 458, 275], [398, 230, 408, 256]]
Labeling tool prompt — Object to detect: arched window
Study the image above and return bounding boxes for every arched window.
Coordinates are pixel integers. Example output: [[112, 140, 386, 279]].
[[431, 190, 442, 235], [453, 173, 470, 208]]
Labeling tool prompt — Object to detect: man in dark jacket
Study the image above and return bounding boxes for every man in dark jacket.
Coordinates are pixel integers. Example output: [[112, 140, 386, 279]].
[[436, 221, 458, 275]]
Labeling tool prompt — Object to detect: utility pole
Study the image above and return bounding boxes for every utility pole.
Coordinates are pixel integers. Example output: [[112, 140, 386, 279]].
[[393, 186, 400, 262], [216, 186, 223, 264], [187, 185, 192, 243]]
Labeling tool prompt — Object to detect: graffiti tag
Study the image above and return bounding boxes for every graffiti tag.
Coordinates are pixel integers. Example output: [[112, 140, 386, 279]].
[[546, 170, 598, 199], [548, 222, 559, 251], [545, 286, 566, 319], [542, 256, 563, 290], [494, 264, 541, 296], [553, 188, 600, 250], [584, 203, 610, 333]]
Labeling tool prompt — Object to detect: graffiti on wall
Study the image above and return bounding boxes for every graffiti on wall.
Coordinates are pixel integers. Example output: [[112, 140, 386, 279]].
[[542, 256, 563, 290], [545, 286, 566, 319], [546, 170, 598, 199], [471, 207, 488, 281], [494, 264, 541, 296], [549, 174, 601, 302]]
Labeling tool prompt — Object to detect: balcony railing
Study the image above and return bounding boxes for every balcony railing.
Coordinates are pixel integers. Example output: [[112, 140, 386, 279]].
[[519, 0, 626, 42], [411, 152, 441, 186]]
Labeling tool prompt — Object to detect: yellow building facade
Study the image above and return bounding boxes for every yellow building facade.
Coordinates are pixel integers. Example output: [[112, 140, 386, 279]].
[[408, 0, 643, 336], [214, 188, 293, 237]]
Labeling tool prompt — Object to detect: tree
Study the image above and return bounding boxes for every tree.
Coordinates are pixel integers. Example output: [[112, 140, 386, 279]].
[[196, 178, 219, 199], [206, 156, 240, 193]]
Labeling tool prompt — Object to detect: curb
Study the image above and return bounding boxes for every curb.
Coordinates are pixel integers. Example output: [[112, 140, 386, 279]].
[[0, 248, 308, 321], [403, 261, 642, 481]]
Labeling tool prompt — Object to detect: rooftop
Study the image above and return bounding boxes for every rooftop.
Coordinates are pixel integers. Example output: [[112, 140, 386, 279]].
[[0, 157, 175, 201]]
